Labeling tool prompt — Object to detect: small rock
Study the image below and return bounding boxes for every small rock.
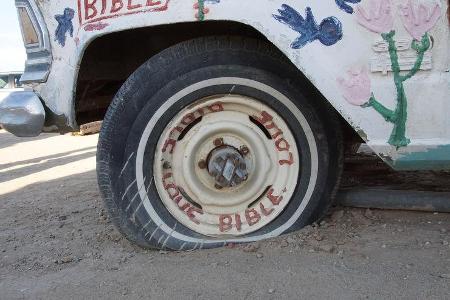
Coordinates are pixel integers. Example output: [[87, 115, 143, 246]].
[[331, 210, 344, 223], [313, 232, 324, 241], [440, 228, 448, 234], [301, 225, 314, 235], [225, 243, 236, 249], [58, 215, 67, 221], [286, 237, 296, 244], [439, 274, 450, 279], [159, 250, 168, 255], [364, 209, 376, 220], [109, 232, 122, 242], [320, 220, 328, 228], [243, 243, 260, 253], [337, 249, 344, 258], [381, 244, 386, 249], [256, 253, 263, 259], [268, 289, 275, 294], [424, 241, 431, 247], [317, 244, 335, 253], [443, 241, 449, 246], [351, 210, 372, 225], [280, 240, 289, 248], [61, 256, 73, 264]]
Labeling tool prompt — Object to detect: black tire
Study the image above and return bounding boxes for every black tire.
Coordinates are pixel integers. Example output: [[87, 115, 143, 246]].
[[97, 36, 343, 250]]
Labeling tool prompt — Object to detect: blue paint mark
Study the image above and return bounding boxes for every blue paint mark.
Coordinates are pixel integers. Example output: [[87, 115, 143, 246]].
[[54, 8, 75, 47], [390, 145, 450, 170], [335, 0, 361, 14], [273, 5, 343, 49]]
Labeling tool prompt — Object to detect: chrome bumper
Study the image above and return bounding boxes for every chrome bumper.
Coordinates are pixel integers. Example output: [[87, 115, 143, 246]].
[[0, 91, 45, 137]]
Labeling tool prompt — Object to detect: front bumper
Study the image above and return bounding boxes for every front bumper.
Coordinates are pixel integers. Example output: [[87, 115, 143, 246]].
[[0, 91, 45, 137]]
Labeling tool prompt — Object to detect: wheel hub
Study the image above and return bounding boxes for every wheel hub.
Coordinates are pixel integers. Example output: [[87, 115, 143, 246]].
[[152, 96, 300, 236], [207, 146, 248, 188]]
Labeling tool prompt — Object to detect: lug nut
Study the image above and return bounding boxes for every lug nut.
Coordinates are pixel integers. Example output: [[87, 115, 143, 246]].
[[213, 138, 224, 147], [240, 146, 249, 155], [214, 184, 223, 190], [198, 159, 207, 169]]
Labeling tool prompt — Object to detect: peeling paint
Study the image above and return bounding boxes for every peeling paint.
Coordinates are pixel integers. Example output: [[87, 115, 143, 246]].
[[390, 145, 450, 170]]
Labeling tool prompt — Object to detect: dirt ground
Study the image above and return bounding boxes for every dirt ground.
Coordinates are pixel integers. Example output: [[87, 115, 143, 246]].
[[0, 129, 449, 299]]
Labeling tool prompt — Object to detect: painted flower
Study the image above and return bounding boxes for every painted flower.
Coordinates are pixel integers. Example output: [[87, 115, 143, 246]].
[[355, 0, 394, 33], [193, 2, 210, 20], [398, 0, 442, 40], [337, 66, 372, 106]]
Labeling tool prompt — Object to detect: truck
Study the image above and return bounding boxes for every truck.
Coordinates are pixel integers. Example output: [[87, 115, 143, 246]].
[[0, 0, 448, 250]]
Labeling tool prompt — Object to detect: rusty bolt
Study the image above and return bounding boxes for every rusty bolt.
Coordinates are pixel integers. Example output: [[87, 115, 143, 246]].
[[198, 159, 207, 169], [240, 146, 250, 155], [214, 184, 223, 190], [213, 138, 224, 147]]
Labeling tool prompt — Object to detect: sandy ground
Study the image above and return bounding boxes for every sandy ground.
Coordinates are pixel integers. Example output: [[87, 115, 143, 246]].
[[0, 129, 449, 299]]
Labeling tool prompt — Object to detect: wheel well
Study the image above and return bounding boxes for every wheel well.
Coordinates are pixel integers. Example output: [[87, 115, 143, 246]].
[[75, 21, 267, 124], [74, 20, 361, 146]]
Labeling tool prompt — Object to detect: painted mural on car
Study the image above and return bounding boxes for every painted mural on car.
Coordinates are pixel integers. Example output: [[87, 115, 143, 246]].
[[38, 0, 448, 167], [337, 0, 441, 148]]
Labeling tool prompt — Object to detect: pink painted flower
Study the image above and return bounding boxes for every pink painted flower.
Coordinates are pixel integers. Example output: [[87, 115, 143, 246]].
[[398, 0, 442, 40], [355, 0, 394, 33], [337, 66, 372, 106]]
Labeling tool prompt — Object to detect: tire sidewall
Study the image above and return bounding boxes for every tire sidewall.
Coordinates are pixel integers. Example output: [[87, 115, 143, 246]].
[[98, 39, 335, 250]]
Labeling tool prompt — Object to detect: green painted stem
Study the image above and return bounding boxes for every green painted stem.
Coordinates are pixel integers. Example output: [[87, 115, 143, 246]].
[[197, 0, 205, 21], [400, 33, 430, 82], [363, 94, 396, 123], [371, 31, 430, 148]]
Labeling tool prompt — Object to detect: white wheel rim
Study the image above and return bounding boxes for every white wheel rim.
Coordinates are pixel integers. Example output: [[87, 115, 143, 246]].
[[153, 95, 300, 237]]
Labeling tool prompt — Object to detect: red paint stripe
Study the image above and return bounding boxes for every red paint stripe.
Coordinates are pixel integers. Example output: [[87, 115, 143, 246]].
[[77, 0, 83, 25]]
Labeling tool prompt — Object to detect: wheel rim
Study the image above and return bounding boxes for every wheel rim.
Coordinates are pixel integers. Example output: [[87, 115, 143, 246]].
[[153, 95, 300, 237]]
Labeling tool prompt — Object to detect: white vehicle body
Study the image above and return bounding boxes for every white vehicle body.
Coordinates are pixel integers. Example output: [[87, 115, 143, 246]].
[[4, 0, 450, 169]]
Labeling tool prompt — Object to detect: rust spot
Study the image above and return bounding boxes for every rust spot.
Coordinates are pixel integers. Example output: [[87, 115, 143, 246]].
[[213, 138, 224, 147]]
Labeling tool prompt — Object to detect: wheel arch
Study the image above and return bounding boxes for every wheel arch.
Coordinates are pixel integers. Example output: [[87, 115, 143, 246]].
[[74, 20, 360, 145]]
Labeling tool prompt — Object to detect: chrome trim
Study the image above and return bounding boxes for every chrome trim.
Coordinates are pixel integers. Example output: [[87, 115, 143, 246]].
[[0, 91, 45, 137], [15, 0, 52, 83]]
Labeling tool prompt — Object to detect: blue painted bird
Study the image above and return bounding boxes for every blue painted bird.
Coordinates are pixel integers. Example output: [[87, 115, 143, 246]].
[[54, 8, 75, 47], [335, 0, 362, 14], [273, 5, 343, 49]]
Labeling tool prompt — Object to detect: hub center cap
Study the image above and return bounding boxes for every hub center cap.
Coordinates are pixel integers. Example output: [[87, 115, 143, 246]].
[[208, 146, 248, 188]]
